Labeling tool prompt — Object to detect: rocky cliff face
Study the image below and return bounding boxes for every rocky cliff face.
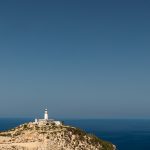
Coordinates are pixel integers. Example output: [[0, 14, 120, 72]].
[[0, 122, 116, 150]]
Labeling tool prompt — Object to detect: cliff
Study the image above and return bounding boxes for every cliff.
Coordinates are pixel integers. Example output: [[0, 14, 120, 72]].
[[0, 122, 116, 150]]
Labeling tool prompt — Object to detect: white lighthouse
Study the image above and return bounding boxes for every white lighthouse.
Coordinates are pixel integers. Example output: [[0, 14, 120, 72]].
[[34, 108, 62, 126], [44, 109, 49, 120]]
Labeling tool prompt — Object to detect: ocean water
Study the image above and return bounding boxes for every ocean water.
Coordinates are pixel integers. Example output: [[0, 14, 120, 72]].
[[0, 119, 150, 150]]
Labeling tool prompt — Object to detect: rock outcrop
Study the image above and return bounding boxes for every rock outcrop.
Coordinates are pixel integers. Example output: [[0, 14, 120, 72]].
[[0, 122, 116, 150]]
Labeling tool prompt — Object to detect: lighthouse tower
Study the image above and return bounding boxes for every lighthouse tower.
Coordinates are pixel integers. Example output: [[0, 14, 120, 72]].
[[34, 108, 62, 125], [44, 109, 49, 120]]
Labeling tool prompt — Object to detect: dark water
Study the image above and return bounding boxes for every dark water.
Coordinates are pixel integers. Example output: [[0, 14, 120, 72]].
[[0, 119, 150, 150]]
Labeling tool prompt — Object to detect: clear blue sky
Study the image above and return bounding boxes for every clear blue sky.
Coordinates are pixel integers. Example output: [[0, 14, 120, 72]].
[[0, 0, 150, 118]]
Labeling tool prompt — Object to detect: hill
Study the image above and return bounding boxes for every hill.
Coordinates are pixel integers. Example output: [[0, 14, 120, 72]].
[[0, 121, 116, 150]]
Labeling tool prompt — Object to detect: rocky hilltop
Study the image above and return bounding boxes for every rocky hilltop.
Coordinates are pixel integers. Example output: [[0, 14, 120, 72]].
[[0, 121, 116, 150]]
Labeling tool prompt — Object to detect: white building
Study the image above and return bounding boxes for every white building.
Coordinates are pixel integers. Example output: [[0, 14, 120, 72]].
[[35, 109, 62, 126]]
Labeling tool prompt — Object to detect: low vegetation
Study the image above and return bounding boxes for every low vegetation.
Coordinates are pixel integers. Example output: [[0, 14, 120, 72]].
[[0, 122, 116, 150]]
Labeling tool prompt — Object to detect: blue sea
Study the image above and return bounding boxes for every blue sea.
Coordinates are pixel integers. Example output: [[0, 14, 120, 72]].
[[0, 119, 150, 150]]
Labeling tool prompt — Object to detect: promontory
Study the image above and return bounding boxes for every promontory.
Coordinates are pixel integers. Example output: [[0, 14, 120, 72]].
[[0, 109, 116, 150], [0, 121, 116, 150]]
